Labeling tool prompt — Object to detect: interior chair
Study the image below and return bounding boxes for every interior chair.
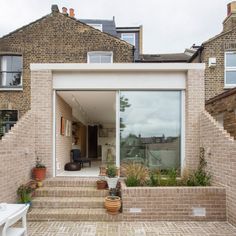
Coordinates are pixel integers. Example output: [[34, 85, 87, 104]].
[[1, 204, 29, 236], [71, 149, 91, 168]]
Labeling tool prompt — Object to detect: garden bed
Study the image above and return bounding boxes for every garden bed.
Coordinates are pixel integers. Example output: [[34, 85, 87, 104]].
[[121, 181, 226, 221]]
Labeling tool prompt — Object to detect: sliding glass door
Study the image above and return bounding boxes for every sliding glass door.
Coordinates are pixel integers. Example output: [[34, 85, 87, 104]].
[[119, 91, 181, 171]]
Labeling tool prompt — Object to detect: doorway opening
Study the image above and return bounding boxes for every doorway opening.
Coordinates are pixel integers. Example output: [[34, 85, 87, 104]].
[[55, 91, 116, 177]]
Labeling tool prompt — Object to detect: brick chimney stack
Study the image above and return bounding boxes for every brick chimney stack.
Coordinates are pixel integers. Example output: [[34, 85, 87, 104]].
[[223, 1, 236, 31], [69, 8, 75, 18], [62, 7, 68, 15]]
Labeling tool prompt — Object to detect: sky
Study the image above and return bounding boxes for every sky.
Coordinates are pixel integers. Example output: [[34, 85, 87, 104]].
[[0, 0, 232, 53]]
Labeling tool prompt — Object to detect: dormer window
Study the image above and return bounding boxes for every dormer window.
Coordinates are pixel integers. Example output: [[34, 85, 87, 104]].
[[87, 52, 113, 63], [0, 55, 22, 89], [88, 24, 103, 32], [121, 33, 135, 46], [225, 52, 236, 87]]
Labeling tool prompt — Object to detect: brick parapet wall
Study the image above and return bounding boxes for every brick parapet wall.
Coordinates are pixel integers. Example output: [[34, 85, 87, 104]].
[[0, 110, 35, 202], [200, 110, 236, 225], [31, 70, 53, 177], [121, 181, 226, 221], [185, 69, 205, 170]]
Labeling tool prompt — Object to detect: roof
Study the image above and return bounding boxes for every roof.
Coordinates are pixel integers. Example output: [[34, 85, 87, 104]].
[[206, 87, 236, 105], [79, 19, 117, 37], [136, 53, 191, 63]]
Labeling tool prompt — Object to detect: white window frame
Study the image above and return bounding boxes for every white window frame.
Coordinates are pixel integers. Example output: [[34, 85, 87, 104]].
[[225, 51, 236, 88], [0, 55, 23, 90], [121, 33, 135, 46], [87, 51, 113, 64], [88, 24, 103, 32], [214, 113, 224, 127]]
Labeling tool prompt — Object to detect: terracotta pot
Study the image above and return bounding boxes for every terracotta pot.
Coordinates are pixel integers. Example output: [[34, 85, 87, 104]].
[[104, 196, 121, 215], [33, 167, 46, 181], [96, 180, 107, 190]]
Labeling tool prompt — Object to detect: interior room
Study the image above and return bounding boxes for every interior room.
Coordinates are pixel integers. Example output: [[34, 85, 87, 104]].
[[55, 91, 116, 177]]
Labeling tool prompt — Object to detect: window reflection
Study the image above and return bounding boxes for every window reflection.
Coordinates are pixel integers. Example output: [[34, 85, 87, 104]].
[[120, 91, 181, 171]]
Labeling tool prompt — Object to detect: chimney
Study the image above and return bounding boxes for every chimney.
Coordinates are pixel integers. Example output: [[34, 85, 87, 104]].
[[62, 7, 68, 15], [223, 1, 236, 31], [51, 5, 59, 13], [69, 8, 75, 18]]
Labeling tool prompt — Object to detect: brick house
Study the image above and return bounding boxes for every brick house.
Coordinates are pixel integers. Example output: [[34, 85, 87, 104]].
[[189, 1, 236, 139], [0, 5, 134, 137]]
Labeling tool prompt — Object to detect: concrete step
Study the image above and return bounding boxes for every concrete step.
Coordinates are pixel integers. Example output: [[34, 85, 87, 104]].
[[28, 208, 122, 222], [43, 177, 99, 187], [35, 186, 108, 197], [32, 197, 105, 208]]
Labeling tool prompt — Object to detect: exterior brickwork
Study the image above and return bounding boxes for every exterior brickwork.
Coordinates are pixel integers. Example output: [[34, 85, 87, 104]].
[[206, 88, 236, 139], [0, 110, 35, 202], [56, 94, 72, 173], [31, 70, 53, 177], [201, 29, 236, 101], [200, 110, 236, 225], [121, 182, 226, 221], [185, 69, 205, 170], [0, 10, 134, 117]]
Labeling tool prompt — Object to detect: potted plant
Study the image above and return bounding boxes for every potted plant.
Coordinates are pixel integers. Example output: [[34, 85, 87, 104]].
[[17, 185, 33, 205], [96, 177, 107, 190], [32, 157, 46, 181], [106, 165, 119, 189], [104, 188, 121, 215]]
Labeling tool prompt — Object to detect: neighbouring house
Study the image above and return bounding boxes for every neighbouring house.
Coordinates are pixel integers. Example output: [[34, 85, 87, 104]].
[[188, 1, 236, 139], [190, 1, 236, 100], [0, 5, 134, 137], [79, 18, 143, 60]]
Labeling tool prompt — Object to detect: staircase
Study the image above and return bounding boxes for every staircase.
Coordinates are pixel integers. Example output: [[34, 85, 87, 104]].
[[28, 177, 122, 221]]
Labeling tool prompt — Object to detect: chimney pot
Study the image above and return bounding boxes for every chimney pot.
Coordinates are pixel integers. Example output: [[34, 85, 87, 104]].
[[62, 7, 68, 14], [69, 8, 75, 18], [227, 1, 236, 16]]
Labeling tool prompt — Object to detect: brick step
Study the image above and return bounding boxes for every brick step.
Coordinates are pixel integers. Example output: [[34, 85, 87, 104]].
[[35, 186, 108, 197], [32, 197, 105, 208], [27, 208, 122, 222], [43, 177, 99, 187]]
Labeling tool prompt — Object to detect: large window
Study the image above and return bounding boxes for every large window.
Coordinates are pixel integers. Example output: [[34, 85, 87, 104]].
[[225, 52, 236, 87], [120, 91, 181, 171], [0, 110, 18, 138], [121, 33, 135, 46], [87, 52, 113, 63]]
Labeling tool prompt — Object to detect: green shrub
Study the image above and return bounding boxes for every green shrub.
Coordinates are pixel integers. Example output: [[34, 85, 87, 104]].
[[125, 176, 140, 187], [107, 165, 117, 178]]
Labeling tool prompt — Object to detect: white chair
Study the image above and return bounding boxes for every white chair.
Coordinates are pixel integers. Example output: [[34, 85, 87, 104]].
[[0, 205, 29, 236]]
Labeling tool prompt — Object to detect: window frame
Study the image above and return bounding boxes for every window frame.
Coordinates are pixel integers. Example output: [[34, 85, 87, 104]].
[[225, 51, 236, 88], [87, 51, 113, 64], [121, 33, 136, 46], [0, 109, 19, 138], [88, 24, 103, 32], [0, 54, 23, 90]]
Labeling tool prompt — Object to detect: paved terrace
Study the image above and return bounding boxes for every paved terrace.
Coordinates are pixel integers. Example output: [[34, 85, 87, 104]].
[[27, 221, 236, 236]]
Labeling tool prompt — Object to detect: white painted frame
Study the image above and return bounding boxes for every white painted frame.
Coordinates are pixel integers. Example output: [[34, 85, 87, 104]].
[[121, 33, 135, 46], [87, 23, 103, 32], [87, 51, 113, 64], [224, 51, 236, 88]]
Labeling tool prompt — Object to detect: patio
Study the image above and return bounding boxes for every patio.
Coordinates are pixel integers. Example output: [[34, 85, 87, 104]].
[[27, 221, 236, 236]]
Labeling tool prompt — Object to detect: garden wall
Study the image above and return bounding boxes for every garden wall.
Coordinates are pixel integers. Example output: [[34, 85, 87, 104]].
[[0, 110, 36, 202], [121, 181, 226, 221], [200, 110, 236, 226]]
